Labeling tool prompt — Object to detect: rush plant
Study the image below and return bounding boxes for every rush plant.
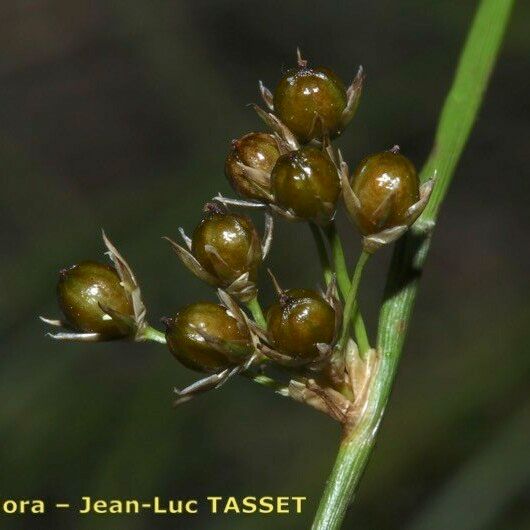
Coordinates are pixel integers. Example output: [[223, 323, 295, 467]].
[[40, 0, 513, 526]]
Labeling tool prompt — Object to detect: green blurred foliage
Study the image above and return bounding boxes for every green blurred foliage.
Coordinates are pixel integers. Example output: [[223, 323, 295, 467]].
[[0, 1, 529, 528]]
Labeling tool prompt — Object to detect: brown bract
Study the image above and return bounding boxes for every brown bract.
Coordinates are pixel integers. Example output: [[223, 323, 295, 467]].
[[287, 342, 379, 426]]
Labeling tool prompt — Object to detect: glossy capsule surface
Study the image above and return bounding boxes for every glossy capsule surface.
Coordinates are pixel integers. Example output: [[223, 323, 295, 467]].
[[267, 288, 335, 361], [192, 211, 262, 284], [165, 302, 251, 373], [274, 66, 347, 143], [351, 151, 420, 234], [225, 132, 280, 200], [271, 146, 340, 222], [57, 261, 133, 337]]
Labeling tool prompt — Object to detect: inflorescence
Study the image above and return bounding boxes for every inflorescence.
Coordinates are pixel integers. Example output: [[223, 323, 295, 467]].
[[41, 50, 434, 423]]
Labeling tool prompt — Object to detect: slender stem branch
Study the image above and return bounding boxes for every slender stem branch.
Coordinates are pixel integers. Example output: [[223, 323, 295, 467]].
[[138, 325, 167, 344], [245, 296, 266, 328], [339, 251, 371, 350], [242, 372, 288, 395], [310, 221, 371, 353], [309, 222, 333, 286], [312, 0, 514, 527], [326, 222, 371, 355], [325, 222, 350, 296]]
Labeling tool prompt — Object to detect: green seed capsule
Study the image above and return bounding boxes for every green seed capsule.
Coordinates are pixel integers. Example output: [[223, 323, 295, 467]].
[[351, 151, 420, 235], [191, 207, 262, 285], [164, 302, 251, 373], [271, 146, 340, 222], [225, 132, 280, 201], [267, 289, 335, 361], [274, 66, 347, 143], [57, 261, 133, 338]]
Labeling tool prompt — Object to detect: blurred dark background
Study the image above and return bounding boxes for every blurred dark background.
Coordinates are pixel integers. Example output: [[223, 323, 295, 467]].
[[1, 1, 529, 529]]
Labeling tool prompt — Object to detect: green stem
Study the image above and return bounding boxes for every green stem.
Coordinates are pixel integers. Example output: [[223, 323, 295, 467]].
[[245, 296, 266, 328], [243, 372, 288, 395], [326, 222, 371, 355], [309, 222, 333, 286], [325, 222, 350, 296], [139, 325, 167, 344], [312, 0, 514, 527], [339, 251, 371, 350]]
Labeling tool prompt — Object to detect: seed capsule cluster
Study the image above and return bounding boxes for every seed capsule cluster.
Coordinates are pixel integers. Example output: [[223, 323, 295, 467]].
[[42, 51, 433, 416], [272, 147, 340, 223], [191, 206, 262, 285], [225, 133, 280, 201], [267, 289, 336, 361], [351, 151, 420, 235], [164, 302, 252, 373], [57, 261, 133, 338], [273, 66, 348, 142]]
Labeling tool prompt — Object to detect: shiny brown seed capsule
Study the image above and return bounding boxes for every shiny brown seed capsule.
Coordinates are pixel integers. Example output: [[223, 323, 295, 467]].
[[271, 146, 340, 223], [191, 206, 263, 285], [57, 261, 133, 338], [273, 66, 347, 143], [164, 302, 251, 373], [267, 288, 336, 361], [351, 151, 420, 235], [225, 132, 280, 201]]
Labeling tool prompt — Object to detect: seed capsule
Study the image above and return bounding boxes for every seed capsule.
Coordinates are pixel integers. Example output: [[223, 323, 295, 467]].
[[57, 261, 133, 338], [164, 302, 252, 373], [351, 150, 420, 235], [225, 132, 281, 201], [273, 66, 347, 143], [267, 289, 336, 361], [191, 205, 263, 285], [271, 146, 340, 223]]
